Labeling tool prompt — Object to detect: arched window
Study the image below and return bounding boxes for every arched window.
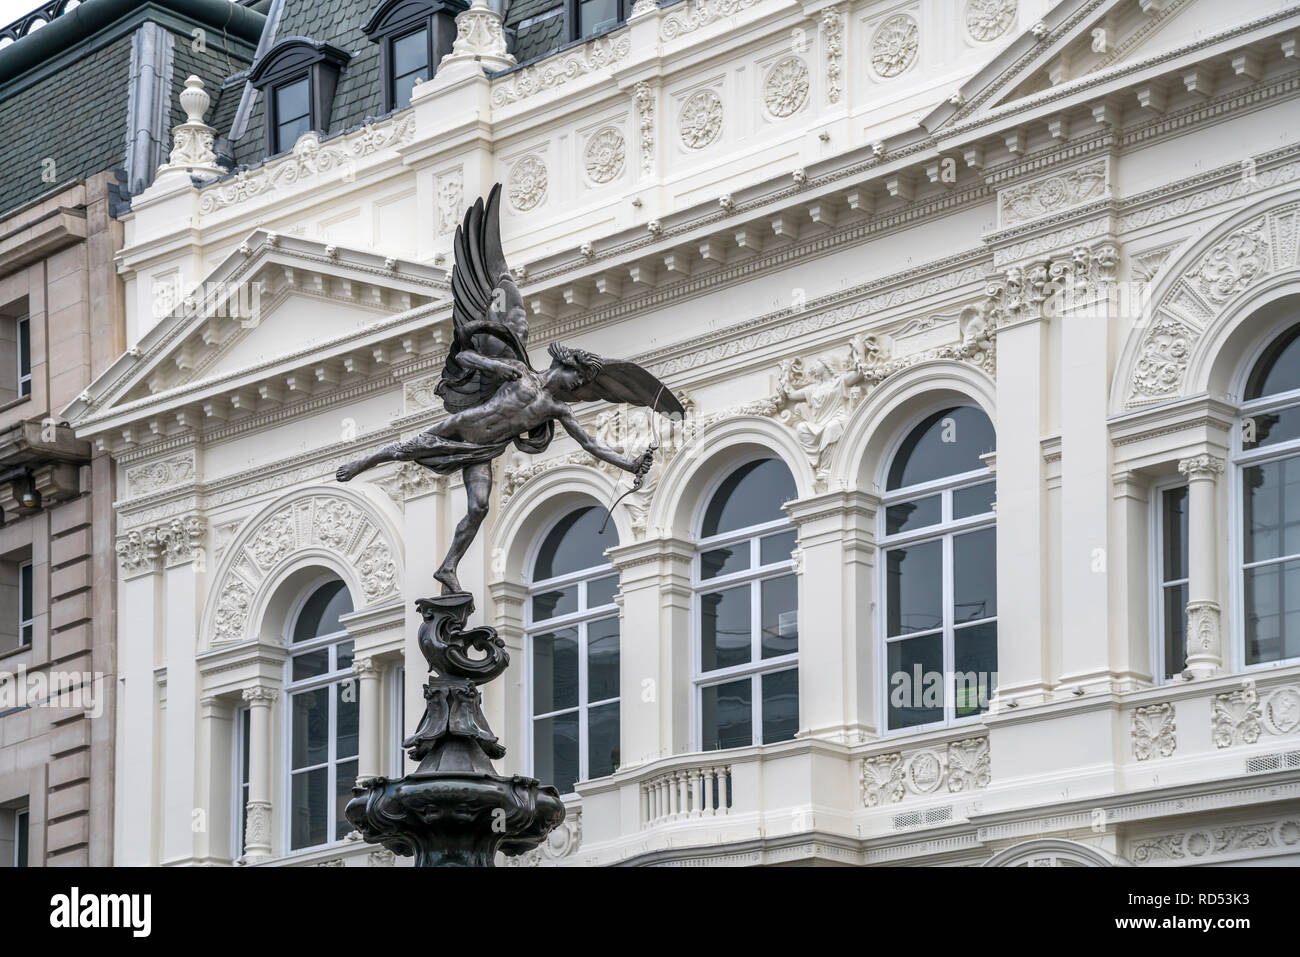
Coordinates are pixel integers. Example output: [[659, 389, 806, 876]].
[[694, 458, 799, 751], [1236, 322, 1300, 667], [527, 506, 620, 796], [284, 577, 357, 851], [880, 406, 996, 731]]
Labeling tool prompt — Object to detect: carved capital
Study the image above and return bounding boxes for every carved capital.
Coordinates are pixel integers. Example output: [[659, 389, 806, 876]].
[[116, 528, 161, 577], [242, 685, 279, 707], [352, 657, 379, 680], [156, 515, 207, 566], [1178, 454, 1226, 479]]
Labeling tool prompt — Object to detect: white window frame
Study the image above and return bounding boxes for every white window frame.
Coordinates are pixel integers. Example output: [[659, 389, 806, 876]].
[[875, 406, 997, 736], [18, 560, 32, 648], [690, 457, 799, 752], [1230, 324, 1300, 673], [523, 512, 621, 795], [16, 314, 30, 399], [279, 576, 358, 854], [1150, 479, 1190, 684]]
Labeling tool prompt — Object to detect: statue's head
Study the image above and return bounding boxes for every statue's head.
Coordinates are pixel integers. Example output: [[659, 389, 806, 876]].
[[812, 358, 834, 380], [547, 342, 604, 388]]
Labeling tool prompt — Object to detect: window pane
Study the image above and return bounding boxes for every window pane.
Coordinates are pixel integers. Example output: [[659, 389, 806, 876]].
[[701, 459, 796, 537], [953, 481, 996, 520], [291, 688, 329, 768], [700, 544, 748, 580], [886, 540, 942, 636], [336, 640, 354, 674], [761, 668, 799, 744], [1245, 324, 1300, 399], [335, 758, 358, 841], [290, 768, 327, 849], [1163, 582, 1188, 680], [1243, 405, 1300, 451], [291, 649, 329, 682], [587, 574, 618, 608], [392, 28, 428, 78], [533, 628, 579, 713], [700, 678, 752, 751], [277, 114, 311, 152], [534, 711, 579, 794], [760, 574, 798, 658], [293, 581, 352, 642], [587, 617, 620, 702], [1243, 457, 1300, 563], [700, 584, 750, 671], [887, 633, 943, 729], [532, 584, 577, 621], [579, 0, 619, 35], [20, 562, 32, 621], [534, 507, 611, 579], [953, 622, 997, 717], [336, 680, 359, 759], [394, 72, 421, 110], [587, 701, 619, 779], [760, 530, 797, 566], [886, 406, 995, 490], [18, 317, 30, 380], [953, 527, 997, 623], [15, 810, 28, 868], [240, 709, 251, 785], [275, 78, 309, 121], [1244, 558, 1300, 665], [885, 495, 940, 535], [1161, 486, 1189, 581]]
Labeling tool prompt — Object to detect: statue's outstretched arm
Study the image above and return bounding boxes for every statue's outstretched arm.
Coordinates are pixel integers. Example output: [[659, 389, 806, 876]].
[[456, 350, 523, 381], [558, 409, 652, 475]]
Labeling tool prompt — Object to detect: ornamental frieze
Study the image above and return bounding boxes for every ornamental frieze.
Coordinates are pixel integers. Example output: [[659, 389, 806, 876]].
[[115, 515, 207, 575], [660, 0, 761, 41], [1214, 683, 1300, 746], [491, 34, 631, 106], [125, 450, 196, 497], [1132, 702, 1176, 761], [997, 159, 1109, 228], [861, 736, 990, 806], [1130, 818, 1300, 865]]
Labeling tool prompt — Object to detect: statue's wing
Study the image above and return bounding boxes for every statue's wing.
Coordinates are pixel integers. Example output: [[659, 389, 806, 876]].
[[552, 357, 687, 418], [439, 183, 531, 412]]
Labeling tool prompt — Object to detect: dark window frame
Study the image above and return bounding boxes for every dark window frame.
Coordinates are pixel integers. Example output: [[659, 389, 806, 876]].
[[363, 0, 467, 113], [248, 37, 351, 157], [565, 0, 635, 42]]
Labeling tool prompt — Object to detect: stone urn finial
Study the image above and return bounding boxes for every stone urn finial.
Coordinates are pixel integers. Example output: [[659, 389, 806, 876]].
[[162, 75, 223, 176]]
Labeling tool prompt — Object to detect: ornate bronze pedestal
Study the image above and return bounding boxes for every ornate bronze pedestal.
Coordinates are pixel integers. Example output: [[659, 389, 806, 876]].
[[344, 594, 564, 866]]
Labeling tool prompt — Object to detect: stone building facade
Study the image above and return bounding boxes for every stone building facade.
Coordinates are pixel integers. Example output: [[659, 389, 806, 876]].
[[51, 0, 1300, 866]]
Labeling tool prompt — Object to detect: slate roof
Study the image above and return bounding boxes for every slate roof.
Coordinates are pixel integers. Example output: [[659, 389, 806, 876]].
[[0, 36, 134, 213], [512, 9, 565, 64]]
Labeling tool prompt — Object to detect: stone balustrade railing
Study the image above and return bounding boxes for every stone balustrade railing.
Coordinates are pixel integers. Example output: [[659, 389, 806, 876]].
[[640, 762, 733, 828]]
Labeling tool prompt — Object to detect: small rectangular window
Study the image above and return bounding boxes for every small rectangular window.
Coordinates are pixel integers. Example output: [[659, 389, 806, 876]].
[[1158, 485, 1189, 681], [14, 810, 28, 868], [391, 27, 429, 109], [16, 315, 30, 398], [273, 77, 312, 153], [234, 708, 250, 858], [19, 561, 33, 647]]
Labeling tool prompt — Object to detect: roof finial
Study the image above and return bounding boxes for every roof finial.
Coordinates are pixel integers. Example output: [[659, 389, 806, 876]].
[[161, 75, 222, 176]]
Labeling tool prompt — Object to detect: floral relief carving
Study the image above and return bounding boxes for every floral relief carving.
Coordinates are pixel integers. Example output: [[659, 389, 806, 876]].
[[660, 0, 760, 40], [947, 737, 991, 792], [633, 82, 655, 175], [213, 577, 254, 643], [356, 538, 397, 603], [313, 499, 363, 552], [1186, 218, 1270, 304], [966, 0, 1017, 42], [249, 508, 296, 569], [871, 14, 918, 78], [822, 8, 843, 104], [503, 810, 582, 866], [509, 155, 548, 211], [861, 753, 906, 806], [1131, 819, 1300, 864], [1133, 702, 1176, 761], [491, 35, 631, 105], [1131, 317, 1196, 400], [906, 751, 945, 793], [1213, 685, 1264, 748], [125, 451, 196, 497], [764, 57, 809, 118], [584, 127, 626, 185], [679, 89, 723, 150], [776, 336, 874, 488], [116, 528, 161, 576], [998, 160, 1108, 226]]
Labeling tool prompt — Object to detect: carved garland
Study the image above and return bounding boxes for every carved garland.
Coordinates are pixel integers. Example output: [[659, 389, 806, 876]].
[[861, 737, 990, 806]]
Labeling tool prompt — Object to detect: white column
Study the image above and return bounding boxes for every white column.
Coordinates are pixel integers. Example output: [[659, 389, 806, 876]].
[[353, 657, 382, 783], [785, 490, 878, 741], [1178, 454, 1226, 679], [240, 685, 277, 862]]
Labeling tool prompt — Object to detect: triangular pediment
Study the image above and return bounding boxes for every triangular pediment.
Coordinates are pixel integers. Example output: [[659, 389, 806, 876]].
[[65, 231, 450, 443], [924, 0, 1289, 133]]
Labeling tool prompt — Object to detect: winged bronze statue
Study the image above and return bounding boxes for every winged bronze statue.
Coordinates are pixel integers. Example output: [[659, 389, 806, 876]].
[[337, 184, 685, 594]]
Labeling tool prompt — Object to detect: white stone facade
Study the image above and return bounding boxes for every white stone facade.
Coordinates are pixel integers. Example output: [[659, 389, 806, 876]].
[[66, 0, 1300, 867]]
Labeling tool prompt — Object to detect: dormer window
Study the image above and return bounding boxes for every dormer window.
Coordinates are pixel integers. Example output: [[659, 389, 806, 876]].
[[363, 0, 466, 113], [567, 0, 633, 41], [248, 38, 351, 156]]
